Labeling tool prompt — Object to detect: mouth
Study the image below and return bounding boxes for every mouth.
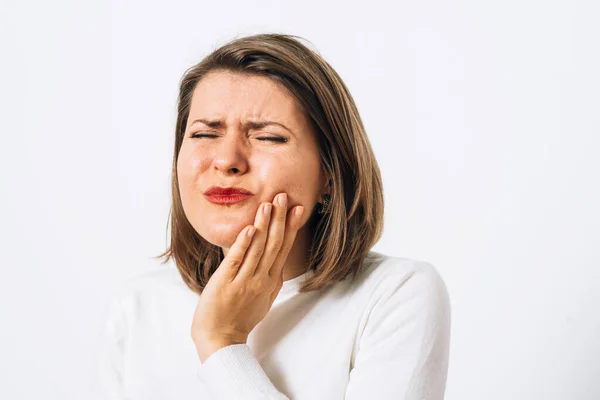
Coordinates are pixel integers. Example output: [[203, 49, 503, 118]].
[[204, 193, 253, 205]]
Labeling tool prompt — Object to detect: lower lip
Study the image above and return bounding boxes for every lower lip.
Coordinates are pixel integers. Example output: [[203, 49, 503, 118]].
[[204, 194, 253, 205]]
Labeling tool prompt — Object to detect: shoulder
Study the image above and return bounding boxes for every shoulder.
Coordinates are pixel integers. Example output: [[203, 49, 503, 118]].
[[106, 263, 196, 319], [110, 263, 180, 297], [356, 251, 451, 319], [360, 251, 449, 295], [352, 252, 451, 355], [346, 253, 452, 397]]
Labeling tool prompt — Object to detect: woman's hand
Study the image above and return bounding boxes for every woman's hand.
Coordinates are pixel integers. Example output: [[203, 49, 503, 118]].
[[191, 192, 305, 363]]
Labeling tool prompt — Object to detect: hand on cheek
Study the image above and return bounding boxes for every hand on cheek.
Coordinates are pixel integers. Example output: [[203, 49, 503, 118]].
[[191, 192, 305, 363]]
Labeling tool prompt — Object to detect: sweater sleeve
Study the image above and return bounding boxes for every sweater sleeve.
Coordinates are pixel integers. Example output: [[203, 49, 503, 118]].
[[196, 344, 289, 399], [93, 295, 130, 400], [345, 262, 452, 400]]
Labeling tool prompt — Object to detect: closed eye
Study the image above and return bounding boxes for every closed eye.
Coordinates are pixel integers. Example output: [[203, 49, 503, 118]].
[[259, 136, 288, 143], [190, 133, 288, 143], [190, 133, 218, 139]]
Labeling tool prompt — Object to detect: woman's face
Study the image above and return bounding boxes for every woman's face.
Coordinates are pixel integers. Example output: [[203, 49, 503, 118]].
[[177, 70, 327, 249]]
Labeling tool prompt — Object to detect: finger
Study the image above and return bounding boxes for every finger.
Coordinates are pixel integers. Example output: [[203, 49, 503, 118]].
[[269, 205, 305, 281], [234, 201, 272, 282], [255, 193, 288, 278], [220, 225, 256, 282]]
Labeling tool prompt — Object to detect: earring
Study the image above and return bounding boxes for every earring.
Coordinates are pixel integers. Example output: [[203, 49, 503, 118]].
[[318, 194, 331, 214]]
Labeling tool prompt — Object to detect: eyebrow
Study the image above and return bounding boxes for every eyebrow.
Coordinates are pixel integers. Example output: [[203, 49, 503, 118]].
[[188, 118, 294, 135]]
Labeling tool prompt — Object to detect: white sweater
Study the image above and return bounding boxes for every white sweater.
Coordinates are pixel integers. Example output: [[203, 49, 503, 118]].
[[93, 251, 451, 399]]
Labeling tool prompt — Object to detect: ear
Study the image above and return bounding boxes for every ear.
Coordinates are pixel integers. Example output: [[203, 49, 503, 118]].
[[321, 175, 332, 195]]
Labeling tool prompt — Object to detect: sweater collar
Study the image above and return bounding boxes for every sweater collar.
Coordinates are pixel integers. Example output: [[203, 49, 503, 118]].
[[277, 268, 315, 296]]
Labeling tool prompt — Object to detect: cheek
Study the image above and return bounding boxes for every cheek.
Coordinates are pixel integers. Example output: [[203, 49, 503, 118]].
[[177, 149, 208, 189], [258, 153, 322, 204], [176, 152, 211, 220]]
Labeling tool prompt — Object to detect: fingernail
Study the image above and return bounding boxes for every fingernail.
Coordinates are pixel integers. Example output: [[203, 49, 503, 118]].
[[263, 203, 272, 215], [277, 193, 287, 206], [295, 206, 304, 218]]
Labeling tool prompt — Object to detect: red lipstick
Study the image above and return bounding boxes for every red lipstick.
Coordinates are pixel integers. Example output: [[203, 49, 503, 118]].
[[204, 186, 254, 205]]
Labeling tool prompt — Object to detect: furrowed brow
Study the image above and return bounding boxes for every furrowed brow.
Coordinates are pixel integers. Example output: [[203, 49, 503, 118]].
[[243, 120, 288, 131], [189, 118, 224, 129], [188, 118, 292, 134]]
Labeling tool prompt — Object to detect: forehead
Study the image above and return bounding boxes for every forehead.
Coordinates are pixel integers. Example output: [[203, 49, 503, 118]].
[[189, 70, 306, 124]]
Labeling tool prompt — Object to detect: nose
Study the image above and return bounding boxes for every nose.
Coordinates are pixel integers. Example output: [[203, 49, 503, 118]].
[[212, 131, 249, 175]]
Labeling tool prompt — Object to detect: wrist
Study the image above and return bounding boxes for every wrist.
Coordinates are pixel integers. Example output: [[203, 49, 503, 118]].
[[194, 336, 247, 363]]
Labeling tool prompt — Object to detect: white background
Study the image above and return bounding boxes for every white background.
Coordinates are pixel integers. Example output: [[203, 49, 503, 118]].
[[1, 0, 598, 399]]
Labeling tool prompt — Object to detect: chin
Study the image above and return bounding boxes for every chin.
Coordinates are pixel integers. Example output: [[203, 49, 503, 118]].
[[197, 223, 243, 249]]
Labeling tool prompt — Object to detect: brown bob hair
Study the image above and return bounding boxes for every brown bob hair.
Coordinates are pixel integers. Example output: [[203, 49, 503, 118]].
[[156, 33, 384, 295]]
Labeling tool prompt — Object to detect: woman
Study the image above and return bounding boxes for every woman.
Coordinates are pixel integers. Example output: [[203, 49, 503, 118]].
[[95, 33, 451, 400]]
